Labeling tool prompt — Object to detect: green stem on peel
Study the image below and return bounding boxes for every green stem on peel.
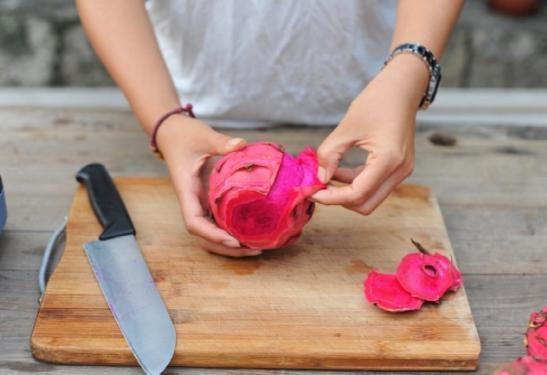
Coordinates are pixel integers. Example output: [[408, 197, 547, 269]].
[[411, 238, 431, 255]]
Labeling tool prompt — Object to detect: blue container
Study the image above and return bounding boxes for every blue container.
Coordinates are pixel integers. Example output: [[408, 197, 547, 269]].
[[0, 176, 6, 233]]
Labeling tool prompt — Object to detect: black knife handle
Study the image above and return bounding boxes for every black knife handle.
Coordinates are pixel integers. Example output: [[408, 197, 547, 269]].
[[76, 163, 135, 240]]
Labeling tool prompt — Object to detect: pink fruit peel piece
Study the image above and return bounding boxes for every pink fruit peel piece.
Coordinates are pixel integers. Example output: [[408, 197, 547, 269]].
[[364, 270, 424, 312], [364, 241, 464, 314], [396, 252, 458, 302], [493, 356, 547, 375], [209, 142, 283, 203], [526, 306, 547, 362], [449, 261, 464, 292]]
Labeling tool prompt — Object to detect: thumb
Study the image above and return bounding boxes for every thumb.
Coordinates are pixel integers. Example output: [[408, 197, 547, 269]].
[[209, 132, 247, 155], [316, 131, 353, 184]]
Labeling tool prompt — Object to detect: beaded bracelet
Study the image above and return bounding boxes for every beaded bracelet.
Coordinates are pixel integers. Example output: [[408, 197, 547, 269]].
[[149, 103, 195, 158]]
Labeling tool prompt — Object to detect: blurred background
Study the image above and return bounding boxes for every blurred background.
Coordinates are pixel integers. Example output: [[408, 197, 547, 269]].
[[0, 0, 546, 88]]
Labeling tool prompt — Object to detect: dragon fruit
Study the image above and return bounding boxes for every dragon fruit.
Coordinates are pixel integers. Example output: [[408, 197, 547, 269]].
[[396, 239, 462, 301], [208, 142, 325, 250], [493, 356, 547, 375], [526, 306, 547, 362], [363, 239, 463, 313], [364, 271, 423, 312]]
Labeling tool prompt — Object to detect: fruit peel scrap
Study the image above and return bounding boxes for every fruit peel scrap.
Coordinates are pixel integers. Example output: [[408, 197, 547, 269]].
[[493, 356, 547, 375], [526, 306, 547, 363], [363, 239, 463, 313], [396, 251, 462, 302], [364, 270, 423, 312]]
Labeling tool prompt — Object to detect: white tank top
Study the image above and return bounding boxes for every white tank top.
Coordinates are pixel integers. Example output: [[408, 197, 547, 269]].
[[147, 0, 397, 128]]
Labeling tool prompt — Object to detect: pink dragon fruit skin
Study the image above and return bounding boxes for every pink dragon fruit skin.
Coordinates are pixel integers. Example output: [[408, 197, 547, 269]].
[[448, 259, 464, 292], [396, 252, 460, 302], [518, 356, 547, 375], [394, 241, 462, 302], [526, 306, 547, 362], [493, 356, 547, 375], [364, 240, 464, 313], [208, 142, 325, 250], [364, 271, 424, 312]]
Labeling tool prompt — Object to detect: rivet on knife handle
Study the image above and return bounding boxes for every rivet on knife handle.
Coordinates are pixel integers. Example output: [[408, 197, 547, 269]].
[[76, 163, 135, 240]]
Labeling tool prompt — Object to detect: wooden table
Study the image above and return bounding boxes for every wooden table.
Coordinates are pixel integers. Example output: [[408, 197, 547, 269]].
[[1, 107, 546, 374]]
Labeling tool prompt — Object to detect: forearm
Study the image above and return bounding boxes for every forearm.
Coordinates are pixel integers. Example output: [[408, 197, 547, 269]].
[[76, 0, 179, 134], [391, 0, 465, 57], [378, 0, 464, 107], [316, 2, 464, 211]]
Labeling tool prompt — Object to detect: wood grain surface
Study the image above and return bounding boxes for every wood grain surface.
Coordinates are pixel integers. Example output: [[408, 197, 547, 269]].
[[31, 177, 480, 371], [2, 107, 546, 374]]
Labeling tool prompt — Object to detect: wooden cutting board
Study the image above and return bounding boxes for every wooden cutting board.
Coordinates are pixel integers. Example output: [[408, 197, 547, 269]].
[[31, 178, 480, 370]]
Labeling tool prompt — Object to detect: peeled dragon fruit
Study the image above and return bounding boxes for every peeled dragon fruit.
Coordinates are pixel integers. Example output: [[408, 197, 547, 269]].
[[526, 306, 547, 362], [364, 239, 463, 313], [208, 142, 325, 250]]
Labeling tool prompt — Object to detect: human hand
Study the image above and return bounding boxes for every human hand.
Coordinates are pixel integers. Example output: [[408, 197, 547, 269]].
[[312, 54, 429, 214], [156, 115, 262, 257]]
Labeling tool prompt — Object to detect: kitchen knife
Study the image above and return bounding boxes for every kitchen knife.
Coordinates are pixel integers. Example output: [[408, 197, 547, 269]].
[[76, 163, 175, 375]]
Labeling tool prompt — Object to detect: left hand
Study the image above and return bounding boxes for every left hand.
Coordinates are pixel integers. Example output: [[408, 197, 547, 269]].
[[312, 54, 429, 215]]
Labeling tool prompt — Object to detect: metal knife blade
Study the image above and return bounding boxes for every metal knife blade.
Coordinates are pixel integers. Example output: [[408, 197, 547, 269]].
[[76, 163, 176, 375]]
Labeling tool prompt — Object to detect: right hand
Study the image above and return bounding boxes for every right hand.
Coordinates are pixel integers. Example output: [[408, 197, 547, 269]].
[[156, 115, 262, 257]]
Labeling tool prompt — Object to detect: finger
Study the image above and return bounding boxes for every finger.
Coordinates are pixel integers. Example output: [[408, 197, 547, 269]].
[[313, 151, 396, 205], [346, 166, 410, 215], [316, 128, 354, 183], [199, 239, 262, 258], [332, 166, 365, 183], [185, 214, 243, 248], [208, 131, 247, 155], [178, 174, 242, 247]]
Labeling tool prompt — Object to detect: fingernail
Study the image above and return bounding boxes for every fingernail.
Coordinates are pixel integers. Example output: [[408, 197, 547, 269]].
[[246, 250, 262, 256], [227, 138, 245, 149], [222, 239, 240, 248], [309, 191, 321, 202], [318, 166, 328, 184]]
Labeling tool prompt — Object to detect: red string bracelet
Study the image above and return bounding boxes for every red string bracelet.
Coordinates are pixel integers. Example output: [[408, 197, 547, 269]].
[[149, 103, 196, 158]]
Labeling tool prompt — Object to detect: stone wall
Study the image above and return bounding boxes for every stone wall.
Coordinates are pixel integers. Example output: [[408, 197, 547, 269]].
[[443, 1, 547, 87], [0, 0, 112, 86], [0, 0, 546, 87]]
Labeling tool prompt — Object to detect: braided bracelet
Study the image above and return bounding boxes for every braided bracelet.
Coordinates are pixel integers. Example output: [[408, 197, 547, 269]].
[[149, 103, 195, 158]]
